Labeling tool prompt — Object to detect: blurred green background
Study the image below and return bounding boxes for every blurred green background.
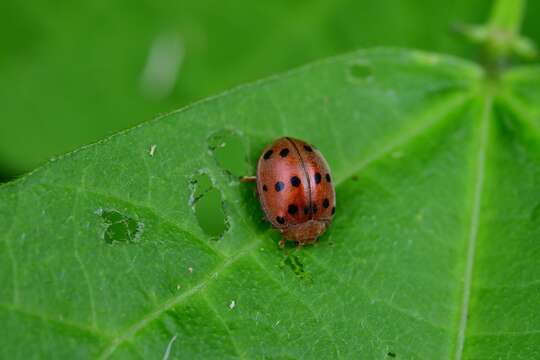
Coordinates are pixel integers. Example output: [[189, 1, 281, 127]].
[[1, 0, 539, 182]]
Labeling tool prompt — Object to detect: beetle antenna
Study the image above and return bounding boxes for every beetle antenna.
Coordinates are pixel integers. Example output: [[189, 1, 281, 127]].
[[240, 176, 257, 183]]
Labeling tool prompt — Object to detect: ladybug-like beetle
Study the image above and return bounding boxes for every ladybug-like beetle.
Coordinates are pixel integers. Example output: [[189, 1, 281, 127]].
[[242, 137, 335, 247]]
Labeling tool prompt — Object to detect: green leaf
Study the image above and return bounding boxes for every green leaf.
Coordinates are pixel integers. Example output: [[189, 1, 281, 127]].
[[1, 48, 539, 359]]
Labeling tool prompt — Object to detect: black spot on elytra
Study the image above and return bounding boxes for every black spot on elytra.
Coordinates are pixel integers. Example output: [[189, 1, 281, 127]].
[[288, 204, 298, 215], [279, 148, 289, 157], [323, 198, 330, 208], [262, 184, 268, 192], [291, 176, 301, 187], [263, 150, 273, 160], [276, 216, 285, 224], [304, 206, 310, 215], [314, 172, 322, 184], [303, 145, 313, 152], [275, 181, 284, 192], [331, 206, 336, 215], [326, 173, 332, 183]]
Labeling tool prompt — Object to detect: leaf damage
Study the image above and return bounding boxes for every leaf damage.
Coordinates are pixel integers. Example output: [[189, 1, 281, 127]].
[[96, 208, 144, 244]]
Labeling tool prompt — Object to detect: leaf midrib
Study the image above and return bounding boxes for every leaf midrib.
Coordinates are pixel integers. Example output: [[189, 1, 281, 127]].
[[454, 92, 493, 360]]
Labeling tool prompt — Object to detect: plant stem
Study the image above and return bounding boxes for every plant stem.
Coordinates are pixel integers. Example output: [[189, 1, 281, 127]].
[[482, 0, 536, 77], [457, 0, 536, 77], [488, 0, 525, 35]]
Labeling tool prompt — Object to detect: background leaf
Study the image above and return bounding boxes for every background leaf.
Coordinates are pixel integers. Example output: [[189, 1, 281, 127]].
[[1, 48, 539, 358], [0, 0, 500, 176]]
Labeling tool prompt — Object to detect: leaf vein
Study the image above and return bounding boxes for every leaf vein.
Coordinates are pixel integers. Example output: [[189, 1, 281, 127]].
[[249, 253, 342, 359], [454, 93, 493, 360], [201, 294, 247, 360], [2, 192, 20, 305], [97, 237, 264, 359], [41, 182, 226, 260], [0, 302, 109, 339], [305, 253, 449, 333], [335, 92, 473, 187]]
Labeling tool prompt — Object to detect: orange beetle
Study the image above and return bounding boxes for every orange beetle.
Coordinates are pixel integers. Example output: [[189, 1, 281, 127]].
[[243, 137, 335, 247]]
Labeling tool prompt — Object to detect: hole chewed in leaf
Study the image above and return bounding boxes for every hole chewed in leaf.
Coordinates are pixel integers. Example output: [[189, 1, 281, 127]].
[[208, 130, 249, 177], [282, 253, 311, 281], [348, 61, 373, 81], [97, 209, 144, 244], [189, 173, 228, 239]]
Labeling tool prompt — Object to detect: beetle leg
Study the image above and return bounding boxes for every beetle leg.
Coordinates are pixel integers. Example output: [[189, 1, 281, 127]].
[[240, 176, 257, 183], [279, 238, 286, 248]]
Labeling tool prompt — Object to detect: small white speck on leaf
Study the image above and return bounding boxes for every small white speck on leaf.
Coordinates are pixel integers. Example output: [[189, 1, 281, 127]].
[[229, 300, 236, 310], [188, 266, 193, 274], [176, 284, 181, 290], [149, 144, 157, 156]]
